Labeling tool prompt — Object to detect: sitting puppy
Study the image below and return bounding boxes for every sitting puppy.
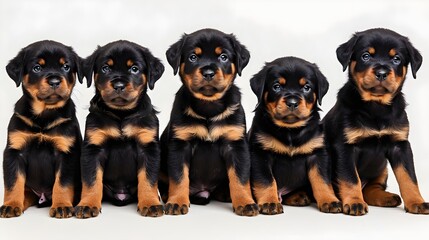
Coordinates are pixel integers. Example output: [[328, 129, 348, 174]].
[[1, 40, 83, 218], [249, 57, 342, 215], [75, 40, 164, 218], [324, 28, 429, 215], [159, 28, 258, 216]]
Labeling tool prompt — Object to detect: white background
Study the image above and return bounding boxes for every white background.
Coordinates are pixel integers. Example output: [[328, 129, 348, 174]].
[[1, 0, 428, 239]]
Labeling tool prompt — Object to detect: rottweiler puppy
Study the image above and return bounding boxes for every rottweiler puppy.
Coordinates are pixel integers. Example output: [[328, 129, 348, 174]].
[[75, 40, 164, 218], [1, 40, 83, 218], [324, 28, 429, 215], [159, 28, 258, 216], [249, 57, 342, 215]]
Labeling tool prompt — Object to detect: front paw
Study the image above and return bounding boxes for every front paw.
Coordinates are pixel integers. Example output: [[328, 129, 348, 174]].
[[234, 203, 259, 216], [318, 201, 342, 213], [259, 202, 283, 215], [49, 206, 74, 218], [138, 205, 164, 217], [405, 202, 429, 214], [164, 203, 189, 215], [75, 205, 101, 219], [0, 205, 23, 218], [343, 201, 368, 216]]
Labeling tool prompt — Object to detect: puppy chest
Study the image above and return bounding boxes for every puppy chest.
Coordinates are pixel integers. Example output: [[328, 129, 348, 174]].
[[172, 124, 245, 142], [86, 125, 157, 146]]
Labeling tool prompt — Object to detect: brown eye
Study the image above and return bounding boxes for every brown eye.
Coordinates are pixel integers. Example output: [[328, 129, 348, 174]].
[[33, 64, 42, 73], [393, 55, 401, 65], [272, 83, 281, 92], [361, 52, 371, 62], [62, 64, 70, 72], [303, 84, 311, 93], [130, 65, 139, 74], [188, 54, 198, 63], [219, 53, 228, 62], [101, 65, 111, 73]]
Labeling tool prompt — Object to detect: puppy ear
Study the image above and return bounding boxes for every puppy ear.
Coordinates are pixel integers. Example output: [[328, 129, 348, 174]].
[[336, 33, 359, 72], [83, 46, 100, 88], [166, 34, 187, 75], [68, 46, 84, 84], [312, 63, 329, 105], [228, 34, 250, 76], [141, 48, 165, 90], [6, 49, 27, 87], [403, 38, 422, 79], [250, 65, 268, 109]]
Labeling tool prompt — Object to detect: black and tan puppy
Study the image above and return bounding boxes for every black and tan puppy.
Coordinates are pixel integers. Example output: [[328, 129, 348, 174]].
[[324, 28, 429, 215], [249, 57, 341, 215], [75, 40, 164, 218], [1, 40, 83, 218], [159, 28, 258, 216]]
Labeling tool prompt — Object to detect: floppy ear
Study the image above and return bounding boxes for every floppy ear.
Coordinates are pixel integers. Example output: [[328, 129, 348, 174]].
[[166, 34, 187, 75], [228, 34, 250, 76], [83, 47, 100, 88], [250, 65, 269, 109], [6, 48, 27, 87], [403, 38, 423, 79], [68, 46, 84, 84], [336, 33, 359, 72], [312, 63, 329, 105], [141, 48, 165, 90]]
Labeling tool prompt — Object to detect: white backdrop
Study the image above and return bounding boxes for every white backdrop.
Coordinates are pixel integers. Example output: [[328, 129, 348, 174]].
[[0, 0, 428, 239]]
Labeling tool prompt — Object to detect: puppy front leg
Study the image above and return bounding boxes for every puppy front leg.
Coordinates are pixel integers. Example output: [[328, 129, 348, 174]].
[[1, 149, 26, 218], [164, 140, 191, 215], [307, 153, 342, 213], [75, 145, 104, 219], [390, 141, 429, 214], [336, 145, 368, 216], [224, 140, 258, 216], [136, 142, 163, 217], [251, 149, 283, 215]]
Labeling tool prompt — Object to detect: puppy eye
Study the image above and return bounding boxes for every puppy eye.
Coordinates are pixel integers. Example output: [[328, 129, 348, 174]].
[[189, 54, 198, 63], [361, 52, 371, 62], [101, 65, 111, 73], [62, 64, 70, 72], [130, 65, 139, 74], [392, 55, 401, 65], [32, 64, 42, 73], [219, 53, 229, 63], [272, 83, 281, 92], [303, 84, 312, 93]]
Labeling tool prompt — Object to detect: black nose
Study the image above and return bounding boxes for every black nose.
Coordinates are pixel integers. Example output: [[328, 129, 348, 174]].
[[48, 78, 61, 89], [113, 81, 126, 92], [375, 69, 388, 81], [286, 98, 299, 110], [202, 69, 215, 81]]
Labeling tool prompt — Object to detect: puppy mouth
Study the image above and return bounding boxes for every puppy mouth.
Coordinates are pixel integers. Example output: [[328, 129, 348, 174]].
[[198, 85, 220, 96], [363, 85, 389, 96], [280, 114, 302, 124], [109, 97, 130, 106], [39, 94, 64, 104]]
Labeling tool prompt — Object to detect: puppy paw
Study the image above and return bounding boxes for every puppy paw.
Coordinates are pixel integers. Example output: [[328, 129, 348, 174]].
[[343, 201, 368, 216], [138, 205, 164, 217], [234, 203, 259, 216], [0, 205, 23, 218], [49, 206, 74, 218], [318, 201, 343, 213], [283, 191, 311, 206], [380, 194, 402, 207], [75, 205, 101, 219], [405, 202, 429, 214], [164, 203, 189, 215], [259, 202, 283, 215]]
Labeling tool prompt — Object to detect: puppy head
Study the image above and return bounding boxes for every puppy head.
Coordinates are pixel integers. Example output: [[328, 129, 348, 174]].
[[166, 28, 250, 101], [6, 40, 83, 115], [337, 28, 423, 104], [84, 40, 164, 110], [250, 57, 328, 128]]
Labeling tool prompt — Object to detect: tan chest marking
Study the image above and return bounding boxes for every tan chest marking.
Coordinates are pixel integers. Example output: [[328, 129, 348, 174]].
[[86, 126, 157, 146], [344, 126, 409, 144], [256, 133, 324, 156], [8, 131, 75, 153], [173, 124, 245, 142], [184, 104, 240, 122]]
